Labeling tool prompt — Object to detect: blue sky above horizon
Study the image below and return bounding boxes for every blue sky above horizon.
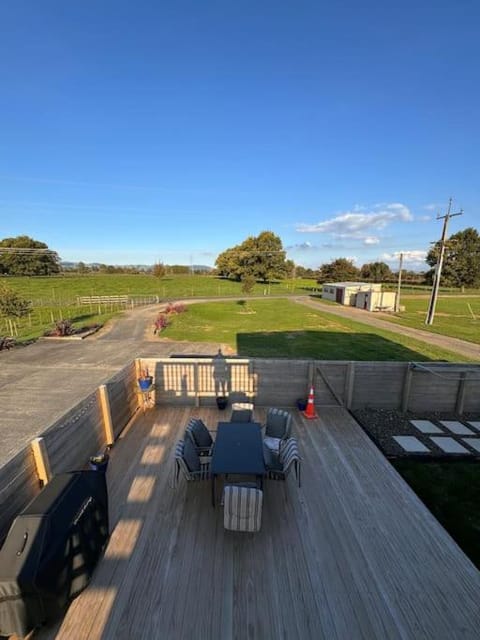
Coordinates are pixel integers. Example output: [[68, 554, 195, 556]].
[[1, 1, 478, 271]]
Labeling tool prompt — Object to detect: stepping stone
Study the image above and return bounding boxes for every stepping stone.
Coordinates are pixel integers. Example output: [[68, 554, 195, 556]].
[[461, 438, 480, 453], [410, 420, 443, 434], [429, 437, 471, 454], [439, 421, 475, 435], [467, 422, 480, 432], [393, 436, 430, 453]]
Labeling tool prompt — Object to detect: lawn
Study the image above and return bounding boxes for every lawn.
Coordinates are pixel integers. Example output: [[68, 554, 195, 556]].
[[379, 295, 480, 345], [392, 459, 480, 570], [0, 274, 318, 341], [159, 299, 471, 361]]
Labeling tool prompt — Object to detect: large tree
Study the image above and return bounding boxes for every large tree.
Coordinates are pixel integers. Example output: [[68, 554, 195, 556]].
[[215, 231, 288, 282], [0, 236, 60, 276], [426, 227, 480, 288], [360, 261, 393, 282], [317, 258, 359, 283]]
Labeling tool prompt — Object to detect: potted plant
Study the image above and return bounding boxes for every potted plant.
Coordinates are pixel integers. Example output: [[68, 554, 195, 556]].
[[296, 398, 307, 411], [138, 367, 153, 390], [216, 396, 228, 410], [89, 450, 110, 473]]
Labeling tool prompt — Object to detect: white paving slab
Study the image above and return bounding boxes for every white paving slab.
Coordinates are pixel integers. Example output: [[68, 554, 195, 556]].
[[467, 421, 480, 432], [429, 437, 471, 454], [439, 421, 475, 436], [461, 438, 480, 453], [410, 420, 443, 434], [393, 436, 430, 453]]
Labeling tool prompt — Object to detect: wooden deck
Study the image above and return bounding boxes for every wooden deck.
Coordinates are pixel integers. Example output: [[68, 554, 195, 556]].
[[38, 405, 480, 640]]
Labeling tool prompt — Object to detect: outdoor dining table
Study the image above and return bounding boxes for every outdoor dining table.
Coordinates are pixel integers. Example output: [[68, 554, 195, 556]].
[[210, 422, 266, 506]]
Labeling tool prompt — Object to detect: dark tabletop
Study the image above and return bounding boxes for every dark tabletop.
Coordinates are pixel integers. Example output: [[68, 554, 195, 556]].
[[211, 422, 266, 475]]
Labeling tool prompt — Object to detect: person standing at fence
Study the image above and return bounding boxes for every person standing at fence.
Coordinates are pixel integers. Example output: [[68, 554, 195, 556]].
[[213, 348, 229, 396]]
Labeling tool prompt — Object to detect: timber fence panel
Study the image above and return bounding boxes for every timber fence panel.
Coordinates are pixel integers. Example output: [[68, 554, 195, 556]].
[[408, 370, 460, 413], [42, 391, 105, 475], [463, 377, 480, 412], [106, 363, 138, 437], [253, 359, 310, 406], [313, 362, 349, 406], [351, 362, 407, 409], [0, 448, 39, 543]]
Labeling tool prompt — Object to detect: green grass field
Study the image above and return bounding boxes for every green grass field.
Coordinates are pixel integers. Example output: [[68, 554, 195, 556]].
[[159, 299, 470, 361], [2, 273, 478, 350], [0, 274, 319, 340], [379, 295, 480, 345]]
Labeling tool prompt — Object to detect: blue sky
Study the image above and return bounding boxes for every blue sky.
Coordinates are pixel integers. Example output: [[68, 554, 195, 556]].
[[1, 1, 478, 270]]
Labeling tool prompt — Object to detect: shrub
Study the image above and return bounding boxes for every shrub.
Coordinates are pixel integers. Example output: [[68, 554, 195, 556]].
[[53, 319, 75, 336], [165, 302, 187, 315], [0, 336, 15, 350], [153, 314, 169, 333]]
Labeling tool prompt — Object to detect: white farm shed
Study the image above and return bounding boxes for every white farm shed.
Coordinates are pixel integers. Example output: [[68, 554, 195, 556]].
[[355, 289, 397, 312], [322, 282, 397, 311]]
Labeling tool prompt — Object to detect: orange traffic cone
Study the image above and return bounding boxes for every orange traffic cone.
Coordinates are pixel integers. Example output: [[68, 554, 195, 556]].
[[303, 386, 318, 419]]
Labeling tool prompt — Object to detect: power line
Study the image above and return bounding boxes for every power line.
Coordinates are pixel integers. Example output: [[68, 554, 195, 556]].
[[0, 247, 58, 254]]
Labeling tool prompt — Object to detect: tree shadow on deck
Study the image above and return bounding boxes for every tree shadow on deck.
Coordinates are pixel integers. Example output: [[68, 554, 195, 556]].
[[236, 330, 442, 361]]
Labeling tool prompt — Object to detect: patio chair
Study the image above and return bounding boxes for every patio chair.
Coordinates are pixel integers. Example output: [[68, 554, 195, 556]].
[[263, 407, 292, 453], [184, 418, 214, 458], [173, 439, 210, 487], [223, 485, 263, 532], [265, 437, 301, 487], [230, 402, 254, 423]]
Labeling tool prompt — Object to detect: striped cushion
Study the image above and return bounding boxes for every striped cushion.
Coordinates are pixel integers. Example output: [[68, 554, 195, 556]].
[[223, 486, 263, 532]]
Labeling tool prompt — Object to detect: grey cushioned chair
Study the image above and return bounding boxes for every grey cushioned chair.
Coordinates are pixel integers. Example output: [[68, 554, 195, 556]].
[[173, 439, 211, 487], [263, 408, 292, 453], [265, 437, 301, 487], [185, 418, 214, 459], [223, 485, 263, 532], [230, 402, 254, 423]]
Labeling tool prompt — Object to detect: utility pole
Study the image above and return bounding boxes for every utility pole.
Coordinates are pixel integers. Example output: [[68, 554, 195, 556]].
[[395, 252, 403, 313], [425, 198, 463, 325]]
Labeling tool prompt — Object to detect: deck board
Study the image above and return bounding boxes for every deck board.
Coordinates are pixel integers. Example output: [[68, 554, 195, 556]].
[[36, 405, 480, 640]]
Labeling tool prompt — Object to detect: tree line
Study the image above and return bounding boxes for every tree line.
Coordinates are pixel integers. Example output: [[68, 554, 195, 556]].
[[1, 228, 480, 289]]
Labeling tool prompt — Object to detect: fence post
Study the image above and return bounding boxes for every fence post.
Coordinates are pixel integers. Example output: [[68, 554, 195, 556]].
[[99, 385, 115, 445], [31, 437, 52, 487], [307, 362, 315, 389], [344, 362, 355, 409], [194, 362, 200, 407], [401, 363, 413, 412], [455, 372, 467, 415]]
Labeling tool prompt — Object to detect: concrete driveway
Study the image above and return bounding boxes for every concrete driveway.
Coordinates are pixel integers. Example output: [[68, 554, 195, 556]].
[[0, 305, 220, 466]]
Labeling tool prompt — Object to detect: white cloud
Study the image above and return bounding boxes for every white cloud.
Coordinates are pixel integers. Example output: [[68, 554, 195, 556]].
[[296, 203, 413, 241], [423, 203, 440, 211], [286, 242, 314, 251], [381, 250, 427, 270]]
